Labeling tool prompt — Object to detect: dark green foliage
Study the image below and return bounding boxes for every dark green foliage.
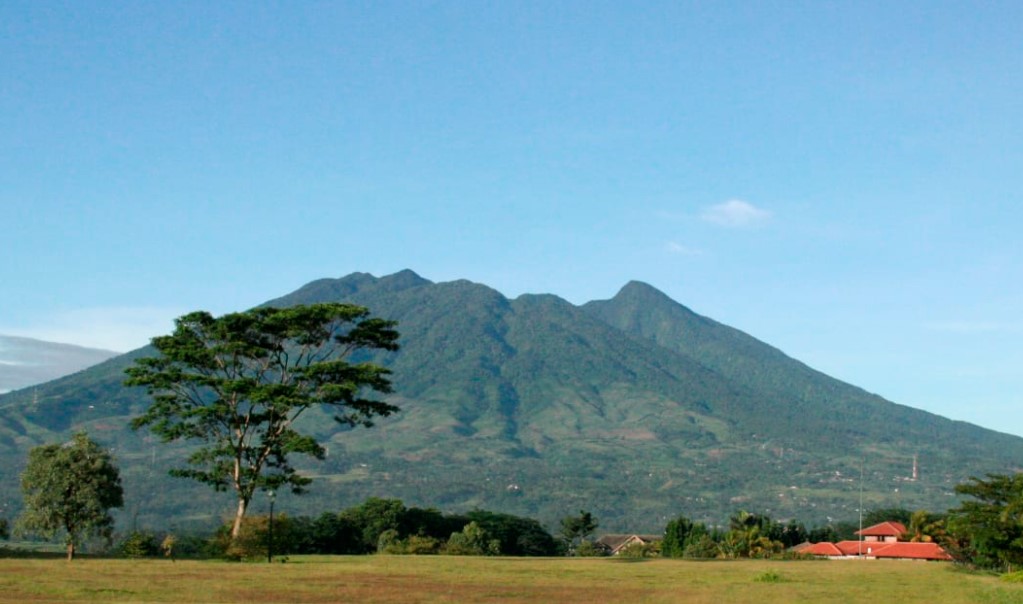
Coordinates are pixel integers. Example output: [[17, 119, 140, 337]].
[[807, 525, 838, 544], [167, 532, 225, 559], [776, 520, 809, 548], [119, 530, 159, 558], [948, 473, 1023, 570], [683, 534, 720, 558], [124, 303, 399, 538], [216, 498, 560, 557], [338, 498, 413, 554], [17, 432, 124, 560], [0, 517, 8, 540], [574, 540, 609, 557], [903, 509, 947, 543], [662, 514, 709, 558], [443, 521, 500, 556], [464, 509, 561, 556], [560, 510, 598, 546], [718, 511, 787, 559], [829, 521, 861, 541], [286, 512, 362, 555]]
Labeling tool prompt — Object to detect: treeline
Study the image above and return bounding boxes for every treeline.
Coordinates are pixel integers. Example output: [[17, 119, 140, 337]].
[[660, 510, 828, 559], [10, 470, 1023, 573], [111, 497, 564, 560]]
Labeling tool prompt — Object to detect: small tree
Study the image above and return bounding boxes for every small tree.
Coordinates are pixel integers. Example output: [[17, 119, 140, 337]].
[[125, 303, 400, 540], [17, 432, 124, 560], [120, 530, 160, 558], [560, 510, 598, 554], [662, 514, 708, 558]]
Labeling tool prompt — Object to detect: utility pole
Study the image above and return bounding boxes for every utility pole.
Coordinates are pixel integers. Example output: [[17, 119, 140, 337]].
[[267, 490, 276, 563], [858, 458, 864, 558]]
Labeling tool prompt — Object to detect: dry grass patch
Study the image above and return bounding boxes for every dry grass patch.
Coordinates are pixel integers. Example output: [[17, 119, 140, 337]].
[[1, 556, 1022, 603]]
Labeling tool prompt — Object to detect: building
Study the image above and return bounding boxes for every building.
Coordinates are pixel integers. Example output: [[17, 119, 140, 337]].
[[595, 534, 662, 556], [798, 521, 951, 561]]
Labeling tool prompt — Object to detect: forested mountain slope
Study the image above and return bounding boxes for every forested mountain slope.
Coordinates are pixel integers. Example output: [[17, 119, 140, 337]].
[[0, 270, 1018, 532]]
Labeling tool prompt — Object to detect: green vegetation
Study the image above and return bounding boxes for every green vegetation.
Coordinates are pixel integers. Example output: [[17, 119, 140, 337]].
[[560, 510, 599, 554], [124, 303, 399, 539], [947, 473, 1023, 571], [16, 432, 124, 560], [130, 497, 563, 560], [2, 270, 1023, 531]]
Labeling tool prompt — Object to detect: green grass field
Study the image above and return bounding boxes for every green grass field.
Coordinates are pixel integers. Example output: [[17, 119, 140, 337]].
[[1, 556, 1022, 603]]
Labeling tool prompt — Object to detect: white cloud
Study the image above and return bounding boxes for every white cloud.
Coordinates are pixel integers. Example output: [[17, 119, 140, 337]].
[[701, 199, 772, 228], [0, 306, 187, 352], [664, 242, 704, 256]]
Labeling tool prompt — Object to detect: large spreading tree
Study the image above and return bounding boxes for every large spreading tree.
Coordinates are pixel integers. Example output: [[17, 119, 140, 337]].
[[124, 303, 400, 539], [948, 473, 1023, 570], [18, 431, 124, 561]]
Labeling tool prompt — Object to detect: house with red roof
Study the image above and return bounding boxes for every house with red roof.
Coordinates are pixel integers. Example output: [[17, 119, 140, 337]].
[[797, 521, 951, 561], [857, 521, 906, 543]]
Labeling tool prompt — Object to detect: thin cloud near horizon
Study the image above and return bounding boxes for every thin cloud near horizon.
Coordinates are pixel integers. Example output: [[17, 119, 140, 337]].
[[0, 306, 187, 353], [664, 242, 705, 256]]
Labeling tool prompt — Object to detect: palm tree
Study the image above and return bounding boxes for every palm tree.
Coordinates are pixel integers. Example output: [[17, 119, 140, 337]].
[[903, 510, 945, 543]]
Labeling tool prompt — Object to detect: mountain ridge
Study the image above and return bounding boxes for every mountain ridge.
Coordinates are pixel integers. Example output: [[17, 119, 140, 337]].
[[0, 270, 1018, 532]]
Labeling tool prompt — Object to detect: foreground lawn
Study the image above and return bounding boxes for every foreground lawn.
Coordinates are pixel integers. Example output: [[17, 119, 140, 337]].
[[1, 556, 1022, 603]]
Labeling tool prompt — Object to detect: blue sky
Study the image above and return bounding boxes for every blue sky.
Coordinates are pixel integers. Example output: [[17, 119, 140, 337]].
[[2, 2, 1021, 435]]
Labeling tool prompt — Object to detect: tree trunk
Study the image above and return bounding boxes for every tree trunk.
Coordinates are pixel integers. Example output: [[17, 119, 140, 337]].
[[66, 541, 75, 562], [231, 497, 249, 539]]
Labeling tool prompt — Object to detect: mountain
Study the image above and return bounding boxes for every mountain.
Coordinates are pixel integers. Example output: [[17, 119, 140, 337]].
[[0, 335, 118, 394], [0, 271, 1019, 533]]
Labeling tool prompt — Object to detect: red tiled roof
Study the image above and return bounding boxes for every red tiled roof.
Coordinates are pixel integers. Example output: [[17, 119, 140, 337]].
[[810, 540, 951, 561], [870, 542, 952, 561], [800, 542, 844, 556], [855, 521, 907, 537], [835, 540, 872, 556]]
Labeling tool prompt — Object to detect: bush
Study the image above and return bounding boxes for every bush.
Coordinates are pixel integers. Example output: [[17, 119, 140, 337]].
[[379, 534, 443, 555], [216, 514, 297, 561], [443, 522, 500, 556], [172, 533, 222, 559], [119, 531, 159, 558], [683, 534, 720, 559], [574, 540, 608, 557], [754, 571, 785, 583], [404, 535, 443, 555]]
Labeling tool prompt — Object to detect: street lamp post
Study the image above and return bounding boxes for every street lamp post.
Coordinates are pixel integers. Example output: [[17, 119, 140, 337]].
[[268, 490, 276, 563]]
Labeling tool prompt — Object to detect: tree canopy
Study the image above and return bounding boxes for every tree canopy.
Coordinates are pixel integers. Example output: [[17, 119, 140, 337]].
[[560, 510, 598, 553], [948, 473, 1023, 570], [124, 303, 400, 538], [17, 432, 124, 560]]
